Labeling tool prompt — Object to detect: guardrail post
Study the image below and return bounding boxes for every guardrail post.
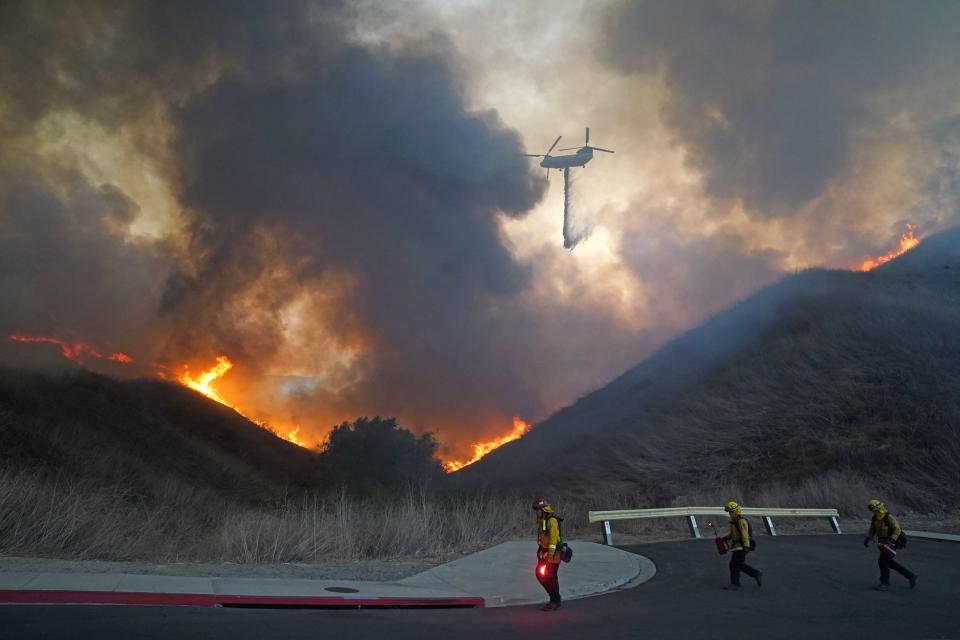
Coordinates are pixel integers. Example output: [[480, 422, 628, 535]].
[[687, 515, 701, 538], [829, 516, 842, 534], [762, 516, 777, 536], [601, 520, 613, 545]]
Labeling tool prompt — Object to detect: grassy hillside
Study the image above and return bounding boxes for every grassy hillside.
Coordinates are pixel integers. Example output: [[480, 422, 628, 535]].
[[0, 370, 536, 562], [462, 227, 960, 516], [0, 369, 315, 499]]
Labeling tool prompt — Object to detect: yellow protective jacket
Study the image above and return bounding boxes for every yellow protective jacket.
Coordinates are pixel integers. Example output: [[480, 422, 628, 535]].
[[728, 516, 752, 551], [537, 507, 561, 563], [866, 511, 902, 544]]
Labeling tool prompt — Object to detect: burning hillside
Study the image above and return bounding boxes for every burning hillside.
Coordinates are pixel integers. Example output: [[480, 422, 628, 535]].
[[8, 333, 133, 365], [855, 224, 921, 272], [443, 417, 531, 472], [5, 334, 529, 461], [172, 356, 308, 449]]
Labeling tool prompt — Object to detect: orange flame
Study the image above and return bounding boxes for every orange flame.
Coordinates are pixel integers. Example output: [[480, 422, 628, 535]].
[[178, 355, 234, 407], [285, 425, 307, 447], [8, 332, 133, 364], [443, 417, 531, 473], [176, 356, 311, 449], [855, 224, 921, 272]]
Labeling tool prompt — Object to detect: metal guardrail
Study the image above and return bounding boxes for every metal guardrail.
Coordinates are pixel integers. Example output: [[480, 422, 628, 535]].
[[588, 507, 842, 545]]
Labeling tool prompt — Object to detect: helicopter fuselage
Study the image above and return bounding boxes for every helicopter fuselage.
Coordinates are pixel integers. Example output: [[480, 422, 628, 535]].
[[539, 147, 593, 169]]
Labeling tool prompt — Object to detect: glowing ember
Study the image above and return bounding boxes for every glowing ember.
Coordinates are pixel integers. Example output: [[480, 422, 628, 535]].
[[855, 224, 921, 272], [8, 332, 133, 364], [178, 356, 234, 407], [443, 417, 531, 473]]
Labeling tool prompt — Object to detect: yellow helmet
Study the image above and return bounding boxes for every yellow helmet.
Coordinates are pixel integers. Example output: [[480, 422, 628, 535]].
[[867, 499, 886, 514], [724, 500, 742, 517]]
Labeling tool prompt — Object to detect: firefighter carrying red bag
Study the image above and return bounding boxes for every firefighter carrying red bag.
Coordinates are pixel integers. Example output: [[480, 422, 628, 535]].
[[720, 500, 763, 590], [864, 499, 917, 591]]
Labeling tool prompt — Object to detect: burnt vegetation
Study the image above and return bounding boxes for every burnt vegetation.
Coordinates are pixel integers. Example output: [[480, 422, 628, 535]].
[[2, 228, 960, 561]]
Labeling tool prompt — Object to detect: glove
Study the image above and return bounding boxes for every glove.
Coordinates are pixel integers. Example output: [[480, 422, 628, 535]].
[[863, 538, 870, 548]]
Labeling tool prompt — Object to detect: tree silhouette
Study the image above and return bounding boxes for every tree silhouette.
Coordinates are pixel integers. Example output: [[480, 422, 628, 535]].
[[316, 416, 444, 492]]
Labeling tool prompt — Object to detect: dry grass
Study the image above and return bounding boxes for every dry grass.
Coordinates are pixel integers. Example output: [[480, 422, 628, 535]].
[[0, 470, 551, 563], [10, 465, 952, 564]]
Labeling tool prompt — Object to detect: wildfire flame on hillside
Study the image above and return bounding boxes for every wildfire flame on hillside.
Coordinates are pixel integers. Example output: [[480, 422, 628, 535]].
[[855, 224, 921, 272], [285, 425, 306, 447], [10, 335, 522, 461], [443, 417, 531, 473], [179, 356, 234, 407], [8, 332, 133, 364], [177, 355, 309, 449]]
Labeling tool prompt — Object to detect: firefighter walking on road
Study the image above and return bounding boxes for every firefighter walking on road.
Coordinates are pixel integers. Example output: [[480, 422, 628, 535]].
[[533, 497, 562, 611], [864, 499, 917, 591], [722, 500, 763, 590]]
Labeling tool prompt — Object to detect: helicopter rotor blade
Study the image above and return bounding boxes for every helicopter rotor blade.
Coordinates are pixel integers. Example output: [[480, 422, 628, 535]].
[[524, 154, 545, 157], [557, 147, 581, 151], [545, 135, 562, 156], [585, 127, 590, 145], [590, 146, 615, 153]]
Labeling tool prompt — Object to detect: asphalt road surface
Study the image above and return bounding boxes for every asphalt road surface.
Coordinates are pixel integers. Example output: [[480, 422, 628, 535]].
[[2, 535, 957, 640]]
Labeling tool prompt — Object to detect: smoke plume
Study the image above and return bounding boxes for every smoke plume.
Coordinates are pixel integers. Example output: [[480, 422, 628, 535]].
[[0, 0, 551, 456]]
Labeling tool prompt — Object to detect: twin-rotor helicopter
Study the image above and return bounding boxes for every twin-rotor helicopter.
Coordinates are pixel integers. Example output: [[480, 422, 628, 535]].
[[524, 127, 614, 177]]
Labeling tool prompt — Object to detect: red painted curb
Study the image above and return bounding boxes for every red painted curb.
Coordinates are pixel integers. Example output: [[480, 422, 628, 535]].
[[0, 590, 484, 609]]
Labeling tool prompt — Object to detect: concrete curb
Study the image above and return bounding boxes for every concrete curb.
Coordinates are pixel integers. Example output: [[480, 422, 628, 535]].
[[0, 590, 482, 609]]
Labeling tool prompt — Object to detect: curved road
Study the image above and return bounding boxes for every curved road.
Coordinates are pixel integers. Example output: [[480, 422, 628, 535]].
[[2, 535, 957, 639]]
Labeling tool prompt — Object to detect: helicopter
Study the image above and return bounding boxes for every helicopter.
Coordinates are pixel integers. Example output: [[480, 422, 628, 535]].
[[524, 127, 614, 177]]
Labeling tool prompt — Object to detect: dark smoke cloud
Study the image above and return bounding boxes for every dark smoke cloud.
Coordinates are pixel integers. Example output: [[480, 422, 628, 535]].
[[0, 164, 169, 368], [167, 41, 545, 437], [0, 0, 549, 448], [600, 0, 960, 214], [0, 1, 346, 133]]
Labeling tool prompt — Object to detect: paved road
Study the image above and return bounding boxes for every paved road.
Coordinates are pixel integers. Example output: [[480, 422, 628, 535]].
[[2, 535, 957, 639]]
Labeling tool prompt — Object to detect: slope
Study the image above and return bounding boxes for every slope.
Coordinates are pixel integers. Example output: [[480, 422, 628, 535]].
[[0, 368, 315, 500], [460, 227, 960, 513]]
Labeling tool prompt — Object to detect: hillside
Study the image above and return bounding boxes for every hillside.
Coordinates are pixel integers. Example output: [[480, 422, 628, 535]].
[[461, 227, 960, 514], [0, 368, 315, 500], [0, 369, 320, 559]]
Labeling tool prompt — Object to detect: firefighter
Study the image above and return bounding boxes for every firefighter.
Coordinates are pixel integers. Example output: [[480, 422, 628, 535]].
[[533, 497, 562, 610], [864, 499, 917, 591], [722, 500, 762, 590]]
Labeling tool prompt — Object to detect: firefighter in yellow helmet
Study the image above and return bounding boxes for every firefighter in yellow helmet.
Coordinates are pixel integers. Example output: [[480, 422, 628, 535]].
[[864, 499, 917, 591], [721, 500, 763, 590], [533, 497, 562, 610]]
